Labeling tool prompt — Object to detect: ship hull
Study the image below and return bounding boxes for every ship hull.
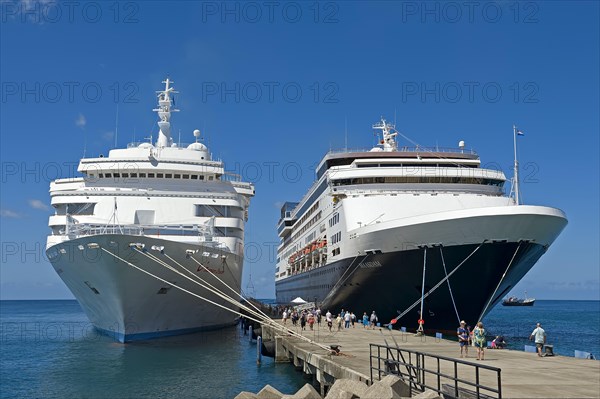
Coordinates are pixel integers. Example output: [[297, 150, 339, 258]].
[[276, 205, 567, 333], [46, 235, 243, 342], [276, 241, 545, 333], [502, 300, 535, 306]]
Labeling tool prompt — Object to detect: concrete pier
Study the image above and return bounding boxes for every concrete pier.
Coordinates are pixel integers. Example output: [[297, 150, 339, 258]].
[[261, 320, 600, 398]]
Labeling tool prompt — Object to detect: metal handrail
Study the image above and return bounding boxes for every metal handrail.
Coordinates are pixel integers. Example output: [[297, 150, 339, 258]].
[[326, 146, 478, 156], [369, 343, 502, 399]]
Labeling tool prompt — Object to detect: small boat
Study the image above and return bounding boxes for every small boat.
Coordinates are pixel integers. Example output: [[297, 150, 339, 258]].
[[502, 292, 535, 306]]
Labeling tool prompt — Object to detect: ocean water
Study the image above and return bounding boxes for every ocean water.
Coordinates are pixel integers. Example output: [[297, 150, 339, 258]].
[[1, 300, 598, 399], [482, 300, 600, 357], [0, 300, 306, 399]]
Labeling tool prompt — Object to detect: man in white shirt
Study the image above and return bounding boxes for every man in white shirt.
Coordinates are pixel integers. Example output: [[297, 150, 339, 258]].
[[529, 323, 547, 357]]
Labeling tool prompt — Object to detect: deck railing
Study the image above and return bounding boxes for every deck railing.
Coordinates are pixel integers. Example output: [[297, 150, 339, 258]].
[[370, 343, 502, 399], [326, 146, 477, 156]]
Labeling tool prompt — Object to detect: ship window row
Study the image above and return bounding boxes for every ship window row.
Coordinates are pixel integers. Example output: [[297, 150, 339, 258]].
[[91, 173, 215, 181], [305, 231, 316, 244], [331, 176, 504, 186], [53, 203, 95, 215], [291, 211, 322, 242], [328, 213, 339, 227], [195, 204, 242, 219], [291, 180, 328, 227], [331, 231, 341, 244], [50, 225, 242, 238], [356, 163, 477, 168], [293, 202, 320, 233]]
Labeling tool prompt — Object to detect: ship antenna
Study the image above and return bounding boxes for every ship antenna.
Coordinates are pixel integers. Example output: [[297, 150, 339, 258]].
[[82, 129, 87, 158], [344, 116, 348, 151], [114, 105, 119, 149], [512, 124, 521, 205]]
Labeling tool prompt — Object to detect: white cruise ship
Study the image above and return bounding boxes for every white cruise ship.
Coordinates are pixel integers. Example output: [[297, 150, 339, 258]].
[[275, 118, 567, 332], [46, 79, 254, 342]]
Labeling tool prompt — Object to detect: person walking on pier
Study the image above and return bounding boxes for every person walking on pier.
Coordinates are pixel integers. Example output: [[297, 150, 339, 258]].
[[307, 312, 315, 330], [350, 312, 356, 328], [529, 323, 547, 357], [457, 320, 469, 358], [362, 312, 369, 328], [336, 314, 343, 331], [282, 310, 288, 325], [300, 311, 307, 331], [370, 311, 378, 329], [473, 321, 486, 360], [326, 311, 333, 332], [344, 311, 351, 329]]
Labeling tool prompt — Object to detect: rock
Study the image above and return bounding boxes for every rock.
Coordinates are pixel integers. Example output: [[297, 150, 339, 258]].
[[281, 383, 321, 399], [325, 379, 369, 399], [363, 375, 410, 399], [257, 384, 284, 399], [235, 392, 258, 399], [325, 390, 354, 399], [412, 389, 442, 399]]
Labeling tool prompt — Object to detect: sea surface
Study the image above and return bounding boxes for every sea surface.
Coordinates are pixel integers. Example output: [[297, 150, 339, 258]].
[[1, 300, 598, 398], [481, 299, 600, 357], [0, 300, 306, 399]]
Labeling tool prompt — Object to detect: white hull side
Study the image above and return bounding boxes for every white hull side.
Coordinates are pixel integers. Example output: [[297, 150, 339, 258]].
[[47, 235, 243, 342], [352, 204, 567, 253]]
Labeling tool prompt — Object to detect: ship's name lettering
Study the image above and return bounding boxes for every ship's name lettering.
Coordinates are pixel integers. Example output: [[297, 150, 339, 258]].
[[359, 261, 382, 269]]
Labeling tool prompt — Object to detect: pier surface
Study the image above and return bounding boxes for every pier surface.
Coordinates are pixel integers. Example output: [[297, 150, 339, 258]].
[[262, 320, 600, 398]]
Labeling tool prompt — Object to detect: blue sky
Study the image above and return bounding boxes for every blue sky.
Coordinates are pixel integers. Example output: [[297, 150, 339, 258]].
[[1, 1, 598, 301]]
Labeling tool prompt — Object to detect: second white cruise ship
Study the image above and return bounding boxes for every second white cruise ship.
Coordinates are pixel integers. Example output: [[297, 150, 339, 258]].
[[46, 79, 254, 342], [275, 118, 567, 332]]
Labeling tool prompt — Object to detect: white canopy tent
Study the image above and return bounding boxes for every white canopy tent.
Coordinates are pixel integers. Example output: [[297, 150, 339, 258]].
[[290, 297, 307, 304]]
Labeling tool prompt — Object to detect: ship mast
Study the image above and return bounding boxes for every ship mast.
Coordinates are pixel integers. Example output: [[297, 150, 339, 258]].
[[153, 78, 179, 148], [513, 125, 520, 205], [372, 118, 398, 151]]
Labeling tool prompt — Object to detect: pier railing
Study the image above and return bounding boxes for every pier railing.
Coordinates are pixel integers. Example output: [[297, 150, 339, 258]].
[[369, 343, 502, 399]]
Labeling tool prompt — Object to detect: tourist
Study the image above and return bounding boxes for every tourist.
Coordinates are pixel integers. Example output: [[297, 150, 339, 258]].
[[370, 311, 378, 329], [336, 314, 343, 331], [473, 321, 486, 360], [282, 310, 288, 325], [344, 311, 351, 329], [362, 312, 369, 328], [326, 311, 333, 332], [529, 323, 546, 357], [491, 335, 506, 349], [300, 311, 307, 330], [350, 312, 356, 328], [308, 312, 315, 330], [457, 320, 469, 358]]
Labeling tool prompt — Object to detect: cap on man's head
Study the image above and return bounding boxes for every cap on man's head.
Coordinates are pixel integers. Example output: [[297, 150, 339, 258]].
[[460, 320, 466, 325]]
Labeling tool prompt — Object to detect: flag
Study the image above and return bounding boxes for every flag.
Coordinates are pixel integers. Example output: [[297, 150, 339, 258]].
[[517, 129, 524, 136]]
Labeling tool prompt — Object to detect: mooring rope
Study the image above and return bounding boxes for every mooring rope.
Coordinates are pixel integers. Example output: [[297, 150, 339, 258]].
[[439, 246, 461, 324], [478, 241, 523, 322], [100, 245, 332, 351], [133, 248, 283, 333], [393, 240, 487, 323]]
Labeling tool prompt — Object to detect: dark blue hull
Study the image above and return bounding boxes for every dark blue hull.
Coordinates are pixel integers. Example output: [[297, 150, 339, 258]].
[[276, 241, 546, 333]]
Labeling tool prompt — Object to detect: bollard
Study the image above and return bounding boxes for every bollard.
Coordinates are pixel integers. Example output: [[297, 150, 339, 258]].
[[257, 336, 262, 364]]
